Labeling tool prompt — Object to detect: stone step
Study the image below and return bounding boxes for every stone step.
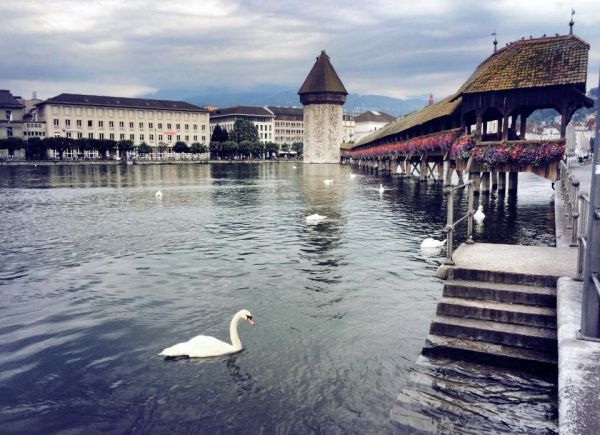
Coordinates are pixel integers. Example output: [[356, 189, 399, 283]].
[[443, 279, 556, 308], [430, 314, 557, 353], [449, 267, 557, 288], [422, 334, 557, 374], [437, 296, 557, 328]]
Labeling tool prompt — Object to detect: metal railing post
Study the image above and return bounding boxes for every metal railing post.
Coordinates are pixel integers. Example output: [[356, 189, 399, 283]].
[[444, 187, 455, 265], [466, 180, 474, 244]]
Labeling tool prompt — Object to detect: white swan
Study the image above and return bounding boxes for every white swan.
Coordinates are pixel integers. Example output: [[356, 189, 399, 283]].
[[306, 213, 327, 224], [323, 179, 334, 185], [159, 309, 254, 358], [349, 173, 356, 179], [155, 190, 163, 198], [379, 184, 385, 194], [292, 165, 297, 169], [421, 237, 446, 249], [474, 205, 485, 221]]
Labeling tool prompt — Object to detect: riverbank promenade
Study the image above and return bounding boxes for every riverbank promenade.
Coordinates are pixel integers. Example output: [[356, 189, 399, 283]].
[[554, 162, 600, 435]]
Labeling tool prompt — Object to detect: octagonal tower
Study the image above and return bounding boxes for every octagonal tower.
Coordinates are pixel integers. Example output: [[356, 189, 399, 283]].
[[298, 51, 348, 164]]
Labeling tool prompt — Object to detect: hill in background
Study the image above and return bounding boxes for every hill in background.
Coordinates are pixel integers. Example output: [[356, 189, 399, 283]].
[[145, 89, 428, 118]]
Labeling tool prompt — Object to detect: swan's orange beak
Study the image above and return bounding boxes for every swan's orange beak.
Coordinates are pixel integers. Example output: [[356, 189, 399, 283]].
[[247, 318, 254, 326]]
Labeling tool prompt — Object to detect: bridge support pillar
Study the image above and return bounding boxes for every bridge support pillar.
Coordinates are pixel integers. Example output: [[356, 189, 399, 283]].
[[497, 172, 506, 191], [491, 172, 498, 190], [420, 158, 428, 182], [508, 172, 518, 192], [469, 172, 481, 194], [456, 169, 463, 184], [481, 172, 491, 193], [436, 162, 444, 182], [444, 162, 453, 186]]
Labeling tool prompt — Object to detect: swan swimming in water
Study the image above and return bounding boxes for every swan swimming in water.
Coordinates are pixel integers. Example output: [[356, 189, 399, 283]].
[[421, 237, 446, 249], [155, 190, 163, 199], [474, 205, 485, 221], [349, 173, 356, 179], [306, 213, 327, 224], [323, 179, 334, 185], [379, 184, 385, 194], [159, 309, 254, 358]]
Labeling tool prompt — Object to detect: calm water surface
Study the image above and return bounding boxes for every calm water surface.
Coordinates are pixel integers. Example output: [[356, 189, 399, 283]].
[[0, 163, 557, 434]]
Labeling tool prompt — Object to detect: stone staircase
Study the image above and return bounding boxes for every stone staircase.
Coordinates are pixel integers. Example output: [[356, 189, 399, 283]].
[[422, 267, 558, 373]]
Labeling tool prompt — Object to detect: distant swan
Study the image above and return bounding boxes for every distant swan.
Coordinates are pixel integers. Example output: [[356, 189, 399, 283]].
[[323, 179, 334, 185], [159, 309, 254, 358], [379, 184, 385, 194], [306, 214, 327, 224], [421, 238, 446, 249], [349, 173, 356, 179], [292, 165, 297, 169], [474, 205, 485, 221], [155, 190, 163, 198]]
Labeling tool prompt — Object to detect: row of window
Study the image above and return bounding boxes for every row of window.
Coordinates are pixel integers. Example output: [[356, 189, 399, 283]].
[[275, 122, 303, 127], [23, 131, 46, 137], [53, 119, 207, 131], [50, 105, 205, 122], [62, 132, 206, 142]]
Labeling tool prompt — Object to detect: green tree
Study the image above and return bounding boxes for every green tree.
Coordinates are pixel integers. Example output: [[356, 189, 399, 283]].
[[251, 141, 265, 159], [25, 137, 47, 160], [44, 137, 72, 159], [94, 139, 117, 159], [265, 142, 279, 159], [0, 137, 25, 157], [221, 140, 238, 159], [281, 143, 290, 153], [292, 142, 303, 155], [117, 140, 134, 160], [211, 124, 229, 143], [138, 143, 152, 155], [190, 142, 207, 154], [238, 140, 253, 159], [232, 119, 258, 143], [173, 141, 189, 154], [209, 141, 221, 159]]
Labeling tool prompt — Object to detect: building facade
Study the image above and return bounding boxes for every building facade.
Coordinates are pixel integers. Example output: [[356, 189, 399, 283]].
[[209, 106, 275, 143], [0, 90, 26, 140], [36, 93, 210, 148], [353, 110, 395, 142], [343, 113, 355, 144], [267, 106, 303, 145]]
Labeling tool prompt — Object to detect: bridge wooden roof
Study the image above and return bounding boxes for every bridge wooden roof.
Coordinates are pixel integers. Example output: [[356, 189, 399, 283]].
[[353, 94, 461, 147], [458, 35, 589, 94], [351, 34, 590, 150]]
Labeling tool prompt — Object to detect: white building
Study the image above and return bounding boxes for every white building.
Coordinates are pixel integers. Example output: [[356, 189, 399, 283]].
[[353, 110, 395, 142], [210, 106, 275, 143], [0, 90, 26, 140], [343, 113, 355, 144], [266, 106, 303, 146], [36, 93, 210, 148]]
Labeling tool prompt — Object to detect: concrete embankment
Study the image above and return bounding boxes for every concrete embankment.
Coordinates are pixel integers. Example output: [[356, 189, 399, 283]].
[[0, 159, 298, 167]]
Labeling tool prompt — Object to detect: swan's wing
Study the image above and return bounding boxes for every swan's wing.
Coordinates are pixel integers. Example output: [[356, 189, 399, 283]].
[[159, 335, 237, 358]]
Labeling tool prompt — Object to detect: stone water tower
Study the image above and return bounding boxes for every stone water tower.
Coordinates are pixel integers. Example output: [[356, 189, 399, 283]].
[[298, 51, 348, 164]]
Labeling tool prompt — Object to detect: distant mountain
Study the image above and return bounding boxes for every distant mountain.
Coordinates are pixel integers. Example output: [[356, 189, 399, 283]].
[[154, 90, 428, 117]]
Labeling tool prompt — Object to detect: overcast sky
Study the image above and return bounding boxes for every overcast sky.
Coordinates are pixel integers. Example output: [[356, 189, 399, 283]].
[[2, 0, 599, 102]]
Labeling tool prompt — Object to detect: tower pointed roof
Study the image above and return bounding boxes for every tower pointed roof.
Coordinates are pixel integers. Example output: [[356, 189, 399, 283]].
[[298, 51, 347, 105]]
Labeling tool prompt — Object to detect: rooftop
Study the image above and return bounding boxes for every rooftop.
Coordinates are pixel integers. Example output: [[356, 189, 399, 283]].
[[0, 90, 25, 109], [354, 110, 396, 123], [40, 93, 208, 112], [210, 105, 274, 118], [298, 51, 348, 96], [267, 106, 303, 117]]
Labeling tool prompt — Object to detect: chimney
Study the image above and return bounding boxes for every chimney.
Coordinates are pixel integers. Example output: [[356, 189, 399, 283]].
[[428, 94, 434, 106], [33, 90, 38, 100]]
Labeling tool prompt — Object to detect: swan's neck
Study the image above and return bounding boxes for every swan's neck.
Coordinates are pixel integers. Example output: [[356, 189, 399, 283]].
[[229, 315, 243, 350]]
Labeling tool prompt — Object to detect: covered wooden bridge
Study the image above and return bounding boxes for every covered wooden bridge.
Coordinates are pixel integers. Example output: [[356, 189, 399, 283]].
[[342, 34, 593, 193]]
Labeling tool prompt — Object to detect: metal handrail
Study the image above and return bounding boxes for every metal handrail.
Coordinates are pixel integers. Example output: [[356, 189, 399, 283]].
[[577, 192, 590, 280], [560, 160, 581, 246], [443, 180, 474, 265]]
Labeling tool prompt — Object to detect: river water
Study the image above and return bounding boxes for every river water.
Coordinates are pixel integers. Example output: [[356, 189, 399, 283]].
[[0, 163, 557, 434]]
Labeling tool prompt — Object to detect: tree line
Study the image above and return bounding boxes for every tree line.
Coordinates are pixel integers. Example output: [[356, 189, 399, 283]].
[[210, 120, 302, 160], [0, 137, 208, 160]]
